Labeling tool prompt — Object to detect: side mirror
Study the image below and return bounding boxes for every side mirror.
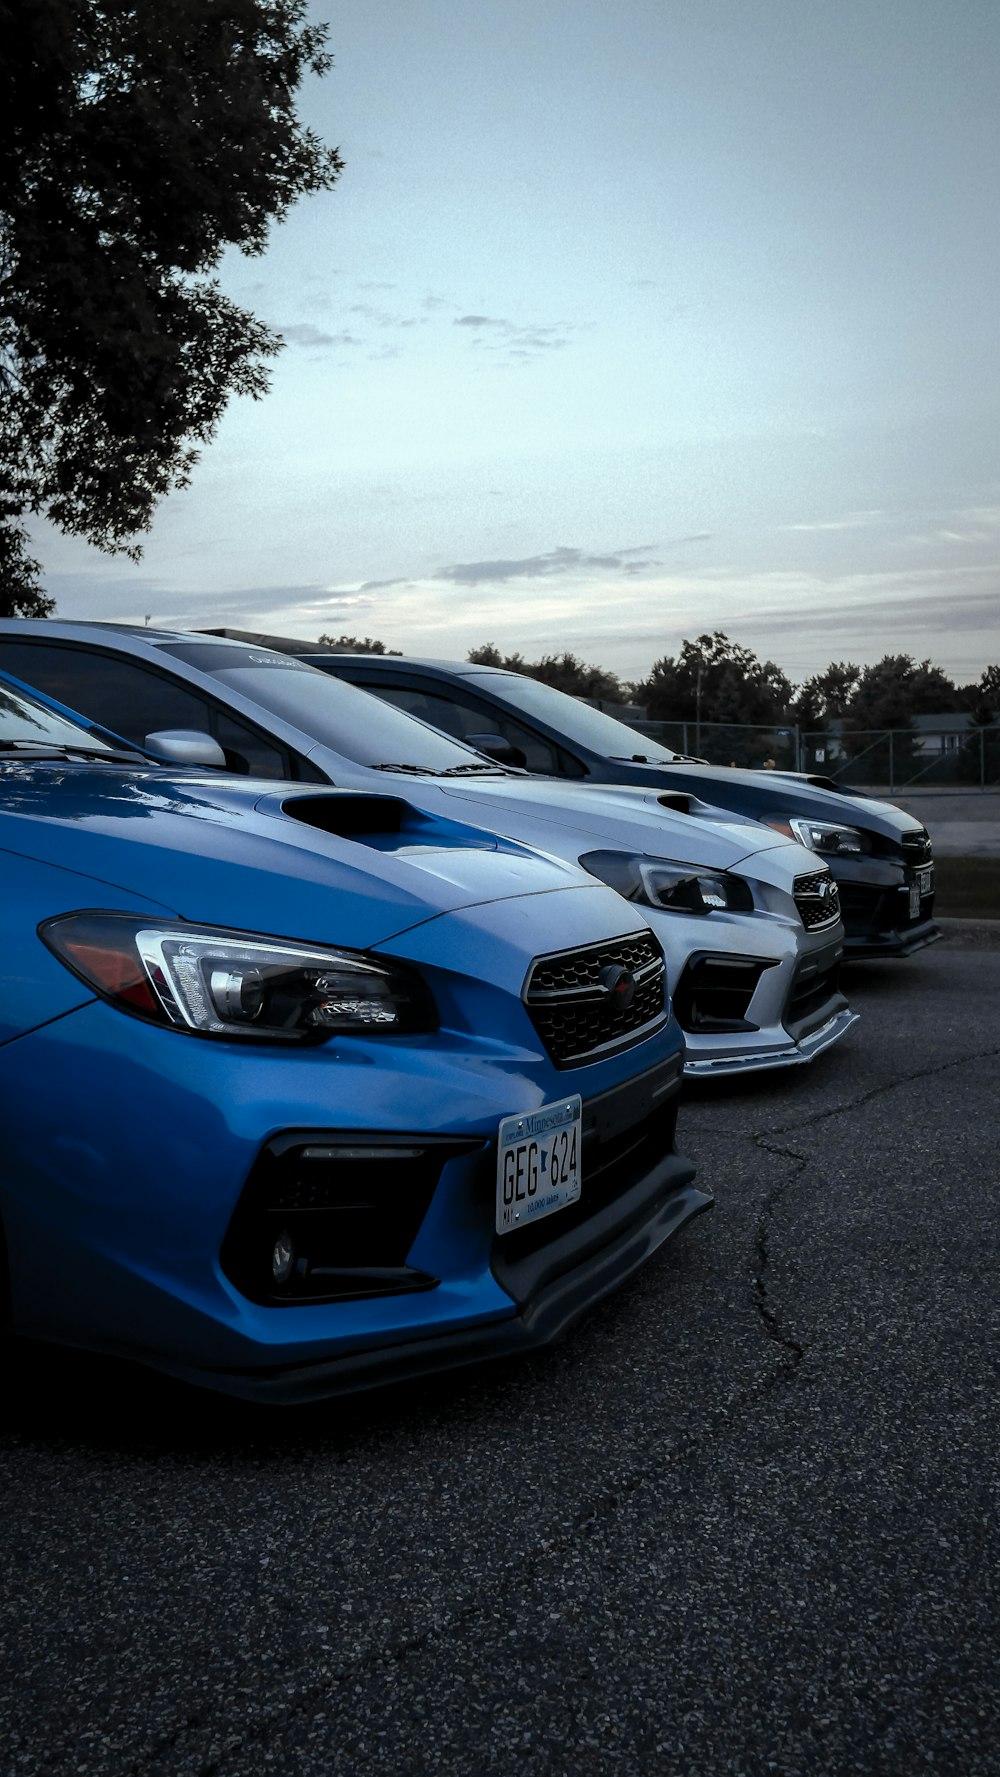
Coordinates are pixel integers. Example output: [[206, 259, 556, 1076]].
[[144, 729, 228, 769], [463, 732, 527, 768]]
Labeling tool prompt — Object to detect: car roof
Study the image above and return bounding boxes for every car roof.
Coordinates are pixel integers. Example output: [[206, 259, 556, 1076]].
[[303, 651, 514, 679], [0, 620, 293, 653]]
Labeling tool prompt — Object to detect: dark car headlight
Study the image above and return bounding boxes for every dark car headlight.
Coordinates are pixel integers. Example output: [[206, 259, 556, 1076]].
[[580, 851, 754, 916], [40, 913, 436, 1042], [776, 817, 872, 858]]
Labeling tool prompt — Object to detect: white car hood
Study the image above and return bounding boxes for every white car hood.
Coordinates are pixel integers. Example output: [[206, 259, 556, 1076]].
[[432, 778, 819, 881]]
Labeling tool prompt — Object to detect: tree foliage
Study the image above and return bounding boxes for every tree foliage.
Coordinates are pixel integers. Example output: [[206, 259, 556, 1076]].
[[0, 0, 342, 614], [843, 656, 958, 733], [468, 644, 624, 702], [792, 662, 861, 731], [638, 632, 793, 728], [317, 634, 401, 655]]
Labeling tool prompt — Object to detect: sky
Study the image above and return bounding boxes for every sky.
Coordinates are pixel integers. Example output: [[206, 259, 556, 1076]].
[[35, 0, 1000, 687]]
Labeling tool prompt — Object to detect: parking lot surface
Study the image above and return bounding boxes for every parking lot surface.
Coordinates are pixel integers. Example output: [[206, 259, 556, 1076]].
[[2, 934, 999, 1776]]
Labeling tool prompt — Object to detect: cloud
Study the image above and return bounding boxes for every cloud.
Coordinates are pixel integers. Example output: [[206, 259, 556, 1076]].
[[280, 323, 363, 349], [453, 313, 574, 361], [780, 511, 885, 534], [434, 544, 669, 585]]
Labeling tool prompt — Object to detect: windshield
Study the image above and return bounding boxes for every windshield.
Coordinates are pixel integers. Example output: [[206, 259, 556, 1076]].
[[463, 672, 680, 762], [0, 680, 119, 754], [161, 644, 505, 773]]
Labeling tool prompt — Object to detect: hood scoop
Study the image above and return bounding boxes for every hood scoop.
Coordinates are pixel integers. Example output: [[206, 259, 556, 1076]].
[[282, 793, 413, 837], [657, 793, 693, 814], [278, 792, 496, 855]]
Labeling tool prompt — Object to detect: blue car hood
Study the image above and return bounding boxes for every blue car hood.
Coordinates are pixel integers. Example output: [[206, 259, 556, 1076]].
[[0, 764, 596, 946]]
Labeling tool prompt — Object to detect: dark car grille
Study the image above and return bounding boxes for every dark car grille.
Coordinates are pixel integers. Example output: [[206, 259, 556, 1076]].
[[524, 930, 666, 1067], [900, 827, 933, 864], [794, 869, 841, 931]]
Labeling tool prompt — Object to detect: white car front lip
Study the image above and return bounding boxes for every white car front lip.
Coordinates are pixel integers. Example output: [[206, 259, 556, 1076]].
[[682, 1006, 859, 1077]]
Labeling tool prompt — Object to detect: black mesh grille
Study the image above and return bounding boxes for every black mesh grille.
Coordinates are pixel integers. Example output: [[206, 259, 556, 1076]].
[[793, 869, 841, 931], [524, 931, 666, 1067], [900, 827, 933, 864]]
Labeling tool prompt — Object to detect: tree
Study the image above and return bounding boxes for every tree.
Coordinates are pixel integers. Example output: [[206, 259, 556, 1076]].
[[845, 656, 957, 730], [792, 662, 861, 732], [634, 632, 791, 764], [468, 644, 624, 702], [838, 655, 957, 785], [640, 633, 793, 727], [317, 634, 401, 654], [0, 0, 342, 615]]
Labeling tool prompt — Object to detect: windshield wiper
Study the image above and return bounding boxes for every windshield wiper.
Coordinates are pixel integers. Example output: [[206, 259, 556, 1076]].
[[0, 740, 148, 764], [372, 761, 438, 775], [436, 762, 511, 776]]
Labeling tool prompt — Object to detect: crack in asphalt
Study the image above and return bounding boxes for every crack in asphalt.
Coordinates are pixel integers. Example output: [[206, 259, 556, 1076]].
[[139, 1043, 1000, 1776], [744, 1042, 1000, 1378], [757, 1040, 1000, 1145], [749, 1137, 809, 1366]]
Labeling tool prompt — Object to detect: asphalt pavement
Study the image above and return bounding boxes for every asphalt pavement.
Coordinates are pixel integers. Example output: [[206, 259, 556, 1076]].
[[2, 933, 1000, 1776]]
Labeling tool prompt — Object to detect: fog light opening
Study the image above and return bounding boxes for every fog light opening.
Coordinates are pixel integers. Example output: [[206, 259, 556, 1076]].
[[271, 1230, 295, 1286]]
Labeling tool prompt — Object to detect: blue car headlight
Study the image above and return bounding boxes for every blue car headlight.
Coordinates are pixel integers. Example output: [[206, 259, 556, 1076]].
[[40, 913, 436, 1042], [579, 852, 754, 915]]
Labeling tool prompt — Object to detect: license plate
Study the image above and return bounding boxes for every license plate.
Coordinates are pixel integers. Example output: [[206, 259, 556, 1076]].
[[496, 1095, 582, 1234], [908, 865, 934, 918]]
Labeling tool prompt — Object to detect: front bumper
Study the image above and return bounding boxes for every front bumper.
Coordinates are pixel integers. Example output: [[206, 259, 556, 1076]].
[[833, 857, 940, 957], [2, 999, 702, 1399], [142, 1155, 708, 1404], [661, 912, 857, 1078]]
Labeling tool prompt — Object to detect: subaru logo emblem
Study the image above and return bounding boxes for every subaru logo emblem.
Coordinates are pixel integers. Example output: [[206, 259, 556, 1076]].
[[599, 964, 636, 1011]]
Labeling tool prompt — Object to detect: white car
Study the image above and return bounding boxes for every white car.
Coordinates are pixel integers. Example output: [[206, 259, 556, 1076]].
[[0, 622, 858, 1077]]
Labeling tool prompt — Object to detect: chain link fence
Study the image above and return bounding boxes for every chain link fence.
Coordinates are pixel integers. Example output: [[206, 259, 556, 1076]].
[[625, 718, 1000, 791]]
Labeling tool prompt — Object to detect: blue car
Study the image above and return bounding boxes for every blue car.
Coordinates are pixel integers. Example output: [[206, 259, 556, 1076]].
[[0, 674, 708, 1401]]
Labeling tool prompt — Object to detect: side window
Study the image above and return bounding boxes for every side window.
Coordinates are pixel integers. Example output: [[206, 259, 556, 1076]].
[[367, 682, 567, 774], [212, 710, 290, 778], [0, 640, 323, 780], [0, 642, 212, 742]]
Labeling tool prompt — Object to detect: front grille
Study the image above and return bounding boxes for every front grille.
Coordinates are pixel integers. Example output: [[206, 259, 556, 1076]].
[[794, 869, 841, 931], [900, 827, 933, 864], [523, 931, 666, 1067]]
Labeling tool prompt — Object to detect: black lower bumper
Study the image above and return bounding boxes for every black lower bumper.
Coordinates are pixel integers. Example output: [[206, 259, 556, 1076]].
[[844, 917, 942, 959], [154, 1156, 709, 1405]]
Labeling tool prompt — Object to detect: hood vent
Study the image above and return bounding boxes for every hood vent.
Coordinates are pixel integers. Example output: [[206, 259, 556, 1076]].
[[281, 794, 410, 838]]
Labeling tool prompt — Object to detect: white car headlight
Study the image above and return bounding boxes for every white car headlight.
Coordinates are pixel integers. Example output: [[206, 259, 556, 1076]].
[[580, 852, 754, 915]]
